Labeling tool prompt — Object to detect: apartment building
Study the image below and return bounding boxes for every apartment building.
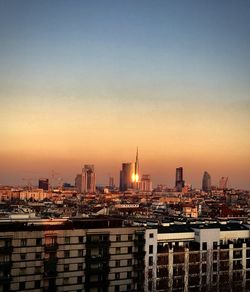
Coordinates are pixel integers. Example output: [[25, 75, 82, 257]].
[[0, 218, 146, 292], [154, 222, 250, 292]]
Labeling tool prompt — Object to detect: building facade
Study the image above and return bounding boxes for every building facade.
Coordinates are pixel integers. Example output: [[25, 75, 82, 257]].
[[0, 218, 145, 292]]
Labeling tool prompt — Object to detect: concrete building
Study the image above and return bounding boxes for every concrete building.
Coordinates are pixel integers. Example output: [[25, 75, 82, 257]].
[[154, 222, 250, 292], [0, 217, 146, 292]]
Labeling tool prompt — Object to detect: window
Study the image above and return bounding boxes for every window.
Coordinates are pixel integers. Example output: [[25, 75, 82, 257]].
[[202, 242, 207, 250], [127, 284, 131, 291], [20, 253, 26, 260], [78, 263, 83, 270], [115, 286, 120, 292], [116, 235, 121, 241], [128, 234, 133, 241], [36, 238, 42, 245], [63, 278, 69, 285], [77, 276, 82, 284], [115, 272, 120, 280], [78, 250, 83, 257], [79, 236, 83, 243], [127, 271, 132, 278], [116, 247, 121, 254], [149, 233, 154, 238], [35, 252, 41, 260], [20, 268, 26, 275], [19, 282, 25, 290], [128, 259, 132, 265], [115, 260, 120, 267], [149, 245, 153, 254], [213, 263, 217, 271], [149, 256, 153, 266], [128, 246, 132, 253], [65, 237, 70, 244], [35, 280, 40, 289], [213, 241, 218, 249], [35, 266, 41, 274], [21, 239, 27, 247], [64, 264, 69, 272], [64, 250, 70, 258]]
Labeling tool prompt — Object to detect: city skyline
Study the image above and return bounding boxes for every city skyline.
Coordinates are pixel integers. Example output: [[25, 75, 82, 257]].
[[0, 1, 249, 189]]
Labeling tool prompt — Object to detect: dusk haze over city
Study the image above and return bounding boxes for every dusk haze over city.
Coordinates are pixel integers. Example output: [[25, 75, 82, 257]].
[[0, 2, 250, 292], [1, 0, 249, 189]]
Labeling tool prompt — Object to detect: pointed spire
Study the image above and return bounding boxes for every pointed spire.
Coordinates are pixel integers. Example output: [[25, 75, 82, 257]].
[[135, 147, 139, 176]]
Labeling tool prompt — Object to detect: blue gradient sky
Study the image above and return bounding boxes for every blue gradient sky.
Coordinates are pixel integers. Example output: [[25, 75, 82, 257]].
[[0, 0, 249, 188]]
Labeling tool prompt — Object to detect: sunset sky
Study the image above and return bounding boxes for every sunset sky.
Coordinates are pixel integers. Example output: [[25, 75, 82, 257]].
[[0, 0, 249, 189]]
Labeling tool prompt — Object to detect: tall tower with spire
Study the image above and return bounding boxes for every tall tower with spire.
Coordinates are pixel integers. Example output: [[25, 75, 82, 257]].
[[134, 147, 139, 182]]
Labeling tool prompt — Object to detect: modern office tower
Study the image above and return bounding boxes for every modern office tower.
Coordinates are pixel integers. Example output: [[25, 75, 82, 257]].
[[82, 165, 96, 193], [175, 167, 185, 192], [120, 163, 135, 191], [0, 217, 146, 292], [139, 174, 152, 192], [75, 174, 82, 193], [219, 176, 229, 190], [38, 178, 49, 191], [109, 176, 115, 188], [202, 171, 211, 192]]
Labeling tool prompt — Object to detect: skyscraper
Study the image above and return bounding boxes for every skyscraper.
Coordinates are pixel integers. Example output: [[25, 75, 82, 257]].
[[38, 178, 49, 191], [75, 174, 82, 193], [202, 171, 211, 192], [175, 167, 185, 192], [133, 147, 139, 183], [120, 163, 134, 191], [109, 176, 115, 188], [82, 165, 96, 193], [120, 148, 140, 191], [139, 174, 152, 192]]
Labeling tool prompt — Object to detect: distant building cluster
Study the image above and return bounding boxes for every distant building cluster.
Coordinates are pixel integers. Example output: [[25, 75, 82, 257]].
[[0, 149, 249, 292]]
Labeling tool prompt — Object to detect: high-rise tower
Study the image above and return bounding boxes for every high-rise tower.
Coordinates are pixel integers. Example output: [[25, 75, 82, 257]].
[[175, 167, 185, 192], [133, 147, 139, 183], [82, 165, 96, 193], [120, 163, 134, 191], [202, 171, 211, 192]]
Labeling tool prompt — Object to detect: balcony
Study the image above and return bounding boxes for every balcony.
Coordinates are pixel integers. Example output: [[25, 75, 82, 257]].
[[44, 258, 57, 278], [0, 274, 11, 283], [43, 270, 57, 278], [134, 239, 146, 246], [0, 262, 12, 269], [44, 243, 58, 252], [133, 263, 145, 271], [85, 280, 109, 289], [85, 265, 110, 274], [0, 246, 13, 254], [133, 251, 146, 258], [85, 254, 110, 262]]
